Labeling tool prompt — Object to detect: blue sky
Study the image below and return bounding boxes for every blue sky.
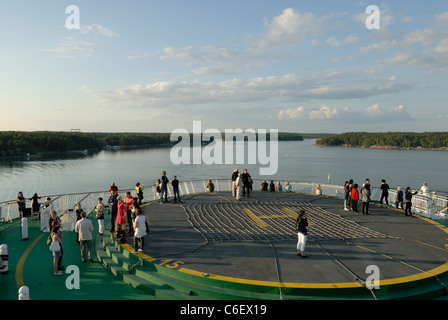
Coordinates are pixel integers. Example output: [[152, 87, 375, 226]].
[[1, 1, 448, 133]]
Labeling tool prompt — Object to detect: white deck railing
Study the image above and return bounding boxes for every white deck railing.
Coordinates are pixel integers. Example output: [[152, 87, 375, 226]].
[[1, 180, 447, 231]]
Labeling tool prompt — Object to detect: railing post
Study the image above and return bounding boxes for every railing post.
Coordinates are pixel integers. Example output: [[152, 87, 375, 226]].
[[21, 218, 28, 241], [18, 286, 29, 300], [0, 244, 8, 274]]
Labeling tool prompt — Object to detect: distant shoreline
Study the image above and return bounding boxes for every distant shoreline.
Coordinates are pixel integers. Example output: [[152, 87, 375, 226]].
[[315, 143, 448, 152], [315, 132, 448, 151]]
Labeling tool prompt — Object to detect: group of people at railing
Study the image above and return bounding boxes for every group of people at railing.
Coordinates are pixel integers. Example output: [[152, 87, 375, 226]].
[[343, 178, 448, 217], [230, 168, 295, 201], [4, 175, 448, 227], [15, 191, 53, 220]]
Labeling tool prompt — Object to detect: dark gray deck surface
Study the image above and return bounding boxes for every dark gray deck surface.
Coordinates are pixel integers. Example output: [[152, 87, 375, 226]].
[[134, 191, 448, 286]]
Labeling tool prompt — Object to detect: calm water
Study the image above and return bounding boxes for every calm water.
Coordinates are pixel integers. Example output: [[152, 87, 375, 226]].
[[1, 140, 447, 202]]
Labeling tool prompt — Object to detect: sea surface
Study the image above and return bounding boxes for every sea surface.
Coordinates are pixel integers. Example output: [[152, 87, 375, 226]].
[[1, 139, 447, 202]]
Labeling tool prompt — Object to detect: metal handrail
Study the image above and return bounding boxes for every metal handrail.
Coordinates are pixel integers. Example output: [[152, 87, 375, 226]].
[[1, 180, 447, 230]]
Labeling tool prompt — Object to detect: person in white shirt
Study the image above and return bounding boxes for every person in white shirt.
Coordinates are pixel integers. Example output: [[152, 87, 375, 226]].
[[74, 212, 94, 262], [235, 173, 243, 201], [133, 209, 148, 253], [420, 182, 430, 213]]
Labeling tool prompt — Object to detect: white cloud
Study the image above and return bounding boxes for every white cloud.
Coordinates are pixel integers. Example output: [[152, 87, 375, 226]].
[[257, 8, 327, 49], [96, 73, 409, 111], [325, 35, 359, 47], [277, 106, 306, 120], [309, 105, 339, 119], [158, 45, 284, 75], [78, 86, 98, 94], [80, 24, 119, 38], [41, 24, 118, 58], [403, 28, 441, 47], [276, 104, 412, 123], [160, 46, 248, 62], [350, 10, 448, 70], [127, 51, 151, 60], [40, 37, 94, 58], [380, 52, 437, 68]]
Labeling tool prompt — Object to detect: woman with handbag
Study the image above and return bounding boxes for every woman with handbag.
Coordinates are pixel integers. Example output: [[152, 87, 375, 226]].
[[50, 224, 63, 276]]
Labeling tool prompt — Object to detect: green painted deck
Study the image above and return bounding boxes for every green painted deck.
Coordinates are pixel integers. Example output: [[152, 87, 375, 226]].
[[0, 209, 153, 300]]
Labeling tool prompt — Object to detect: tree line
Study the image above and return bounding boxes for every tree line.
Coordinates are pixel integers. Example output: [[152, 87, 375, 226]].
[[316, 132, 448, 149], [0, 131, 304, 157]]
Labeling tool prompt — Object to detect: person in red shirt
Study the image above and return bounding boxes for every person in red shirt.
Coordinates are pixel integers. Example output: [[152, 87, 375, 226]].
[[116, 195, 126, 232], [125, 192, 134, 234], [109, 182, 118, 194], [351, 184, 360, 213]]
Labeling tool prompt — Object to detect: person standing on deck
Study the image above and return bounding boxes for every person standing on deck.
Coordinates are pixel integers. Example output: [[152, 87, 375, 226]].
[[135, 182, 144, 205], [296, 210, 309, 258], [75, 212, 94, 263], [95, 197, 104, 235], [172, 175, 182, 203], [125, 192, 134, 234], [343, 181, 350, 211], [380, 179, 390, 206], [261, 180, 268, 191], [161, 171, 169, 203], [405, 187, 419, 217], [50, 223, 63, 275], [108, 190, 118, 233], [269, 180, 275, 192], [420, 182, 430, 213], [395, 187, 404, 210], [132, 208, 147, 253], [207, 179, 215, 192], [351, 184, 360, 213], [75, 203, 84, 244], [361, 183, 371, 215], [109, 182, 118, 195], [231, 169, 239, 197], [50, 219, 64, 272], [348, 179, 354, 211], [17, 191, 26, 219], [155, 179, 162, 203], [116, 195, 126, 232], [235, 173, 243, 201], [242, 169, 251, 197], [29, 193, 41, 216]]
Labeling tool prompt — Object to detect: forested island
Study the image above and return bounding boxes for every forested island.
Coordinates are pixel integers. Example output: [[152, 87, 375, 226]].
[[316, 132, 448, 150], [0, 131, 305, 157]]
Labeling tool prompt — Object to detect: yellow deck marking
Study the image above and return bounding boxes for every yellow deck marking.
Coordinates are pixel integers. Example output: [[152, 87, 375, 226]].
[[243, 208, 268, 227], [16, 234, 45, 289], [259, 215, 284, 219], [120, 193, 448, 291], [281, 207, 298, 218], [121, 243, 156, 262]]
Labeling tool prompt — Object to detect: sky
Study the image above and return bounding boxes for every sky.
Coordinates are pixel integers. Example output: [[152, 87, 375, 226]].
[[1, 0, 448, 134]]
